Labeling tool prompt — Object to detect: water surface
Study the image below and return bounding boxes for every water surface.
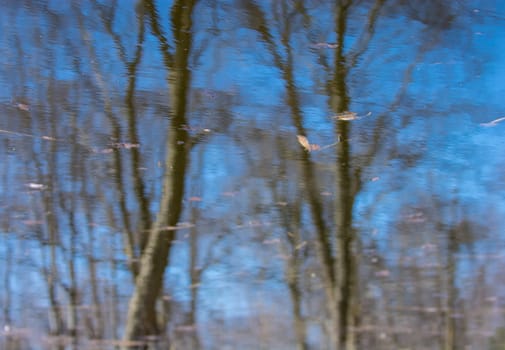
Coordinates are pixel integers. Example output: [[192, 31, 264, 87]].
[[1, 1, 505, 349]]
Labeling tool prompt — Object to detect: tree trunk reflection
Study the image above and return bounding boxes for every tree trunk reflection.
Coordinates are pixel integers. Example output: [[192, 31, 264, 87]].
[[123, 0, 195, 344]]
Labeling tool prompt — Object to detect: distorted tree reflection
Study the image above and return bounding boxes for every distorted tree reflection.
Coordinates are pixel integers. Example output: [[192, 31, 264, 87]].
[[123, 0, 195, 343], [2, 0, 505, 349], [240, 0, 389, 348], [93, 0, 151, 279], [240, 0, 471, 348], [241, 1, 341, 346]]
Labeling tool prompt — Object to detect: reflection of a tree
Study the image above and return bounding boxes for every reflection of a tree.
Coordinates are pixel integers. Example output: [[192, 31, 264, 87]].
[[122, 0, 195, 343], [88, 0, 224, 345], [91, 0, 226, 345], [242, 1, 338, 347], [240, 0, 462, 349], [88, 0, 147, 281], [3, 0, 504, 348]]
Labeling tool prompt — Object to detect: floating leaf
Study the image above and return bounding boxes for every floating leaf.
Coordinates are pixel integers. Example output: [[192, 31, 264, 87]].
[[111, 142, 140, 149], [92, 147, 114, 154], [26, 183, 46, 190], [22, 220, 43, 226], [157, 222, 195, 231], [404, 212, 426, 223], [333, 111, 358, 121], [297, 135, 311, 151], [310, 42, 338, 49], [375, 269, 390, 277], [17, 103, 30, 111], [295, 241, 307, 250], [297, 135, 321, 152], [480, 116, 505, 127]]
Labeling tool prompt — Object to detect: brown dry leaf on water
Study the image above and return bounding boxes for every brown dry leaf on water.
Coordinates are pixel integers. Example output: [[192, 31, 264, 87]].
[[297, 135, 340, 152], [41, 135, 57, 141], [22, 220, 43, 226], [17, 103, 30, 111], [296, 135, 321, 152], [93, 148, 114, 154], [111, 142, 140, 149], [480, 116, 505, 127], [296, 135, 310, 150], [333, 111, 358, 121], [156, 222, 195, 231], [295, 241, 307, 250], [332, 111, 372, 121], [375, 269, 390, 277]]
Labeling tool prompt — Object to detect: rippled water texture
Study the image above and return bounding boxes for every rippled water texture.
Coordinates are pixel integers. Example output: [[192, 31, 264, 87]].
[[1, 1, 505, 349]]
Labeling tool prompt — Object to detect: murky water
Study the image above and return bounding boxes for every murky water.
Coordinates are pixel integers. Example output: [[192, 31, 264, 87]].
[[1, 1, 505, 349]]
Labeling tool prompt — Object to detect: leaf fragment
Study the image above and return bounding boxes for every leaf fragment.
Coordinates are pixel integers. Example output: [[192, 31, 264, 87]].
[[333, 111, 358, 121], [295, 241, 307, 250], [480, 116, 505, 127], [375, 270, 390, 277], [42, 136, 57, 141], [310, 42, 339, 49], [17, 103, 30, 111], [296, 135, 320, 152], [157, 222, 195, 231], [111, 142, 140, 149], [26, 183, 47, 190], [297, 135, 311, 151]]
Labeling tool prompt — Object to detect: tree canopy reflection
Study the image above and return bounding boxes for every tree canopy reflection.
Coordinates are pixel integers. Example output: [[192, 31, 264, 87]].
[[1, 1, 504, 349]]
